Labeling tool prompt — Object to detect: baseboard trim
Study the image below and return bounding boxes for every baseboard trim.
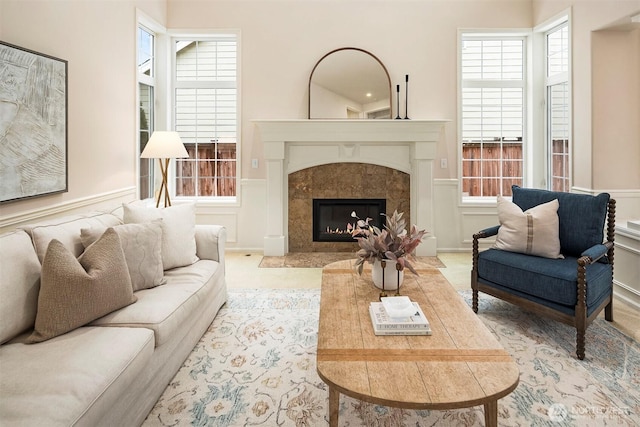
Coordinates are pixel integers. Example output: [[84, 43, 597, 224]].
[[613, 281, 640, 311]]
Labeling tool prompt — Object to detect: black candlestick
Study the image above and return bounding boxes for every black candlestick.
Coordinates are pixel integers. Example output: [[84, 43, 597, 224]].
[[404, 74, 410, 120], [395, 84, 401, 119]]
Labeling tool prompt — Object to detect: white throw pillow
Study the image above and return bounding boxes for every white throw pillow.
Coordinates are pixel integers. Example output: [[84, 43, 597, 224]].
[[123, 202, 198, 270], [494, 196, 563, 259], [81, 221, 166, 291]]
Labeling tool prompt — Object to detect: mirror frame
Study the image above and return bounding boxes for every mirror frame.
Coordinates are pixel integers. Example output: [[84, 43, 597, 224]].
[[308, 47, 392, 119]]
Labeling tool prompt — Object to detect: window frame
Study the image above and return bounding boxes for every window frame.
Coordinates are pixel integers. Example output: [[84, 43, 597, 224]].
[[170, 33, 241, 205], [458, 30, 530, 204], [544, 20, 571, 192], [136, 20, 157, 201]]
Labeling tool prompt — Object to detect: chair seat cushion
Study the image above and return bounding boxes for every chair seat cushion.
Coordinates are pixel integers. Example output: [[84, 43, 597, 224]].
[[477, 248, 612, 308]]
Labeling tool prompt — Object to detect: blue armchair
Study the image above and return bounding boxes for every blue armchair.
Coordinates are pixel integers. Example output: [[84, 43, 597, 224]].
[[471, 186, 616, 360]]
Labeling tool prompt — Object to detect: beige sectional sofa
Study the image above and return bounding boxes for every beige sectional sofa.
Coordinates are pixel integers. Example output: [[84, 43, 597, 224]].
[[0, 203, 228, 426]]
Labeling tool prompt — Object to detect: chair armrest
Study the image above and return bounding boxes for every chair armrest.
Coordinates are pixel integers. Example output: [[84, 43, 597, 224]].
[[472, 225, 500, 273], [474, 225, 500, 239], [195, 225, 227, 264], [580, 243, 612, 264]]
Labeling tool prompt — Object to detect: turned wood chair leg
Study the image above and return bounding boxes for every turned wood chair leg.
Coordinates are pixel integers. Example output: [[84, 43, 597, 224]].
[[576, 327, 586, 360], [471, 235, 480, 314], [472, 288, 479, 313], [605, 300, 613, 322]]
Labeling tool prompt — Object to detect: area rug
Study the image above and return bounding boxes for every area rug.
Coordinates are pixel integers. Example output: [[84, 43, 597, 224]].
[[142, 289, 639, 427], [259, 253, 445, 269]]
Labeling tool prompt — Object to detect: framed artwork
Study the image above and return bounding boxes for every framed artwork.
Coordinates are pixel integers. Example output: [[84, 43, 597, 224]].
[[0, 41, 68, 203]]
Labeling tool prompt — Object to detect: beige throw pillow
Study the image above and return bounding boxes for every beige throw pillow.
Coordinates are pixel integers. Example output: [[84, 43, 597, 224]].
[[81, 221, 166, 291], [27, 228, 137, 343], [495, 196, 563, 259], [123, 202, 198, 270]]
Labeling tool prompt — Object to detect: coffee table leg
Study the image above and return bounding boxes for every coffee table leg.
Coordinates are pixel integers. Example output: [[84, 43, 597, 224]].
[[329, 387, 340, 426], [484, 400, 498, 427]]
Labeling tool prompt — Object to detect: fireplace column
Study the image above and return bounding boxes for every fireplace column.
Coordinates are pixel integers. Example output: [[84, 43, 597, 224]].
[[412, 145, 437, 256], [263, 139, 287, 256]]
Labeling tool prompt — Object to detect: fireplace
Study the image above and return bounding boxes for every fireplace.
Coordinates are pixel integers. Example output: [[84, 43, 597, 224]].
[[313, 198, 386, 242], [254, 119, 449, 256]]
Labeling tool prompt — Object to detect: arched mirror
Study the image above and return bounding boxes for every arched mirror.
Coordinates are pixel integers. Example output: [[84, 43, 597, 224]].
[[308, 48, 391, 119]]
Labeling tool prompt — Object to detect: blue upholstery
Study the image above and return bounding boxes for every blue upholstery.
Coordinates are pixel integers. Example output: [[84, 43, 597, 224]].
[[511, 186, 610, 257], [475, 277, 612, 318], [472, 187, 615, 359], [478, 248, 612, 308]]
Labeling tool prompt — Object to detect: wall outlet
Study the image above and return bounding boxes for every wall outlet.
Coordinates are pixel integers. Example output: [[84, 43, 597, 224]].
[[440, 158, 448, 168], [251, 159, 259, 168]]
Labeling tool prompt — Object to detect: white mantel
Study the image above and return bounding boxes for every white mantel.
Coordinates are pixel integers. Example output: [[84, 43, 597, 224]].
[[253, 119, 449, 256]]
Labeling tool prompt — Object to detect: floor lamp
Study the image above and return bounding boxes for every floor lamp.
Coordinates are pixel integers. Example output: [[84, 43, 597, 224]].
[[140, 131, 189, 208]]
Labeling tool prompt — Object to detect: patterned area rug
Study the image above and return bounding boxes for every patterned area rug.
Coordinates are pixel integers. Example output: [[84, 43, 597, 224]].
[[259, 253, 445, 269], [142, 289, 639, 427]]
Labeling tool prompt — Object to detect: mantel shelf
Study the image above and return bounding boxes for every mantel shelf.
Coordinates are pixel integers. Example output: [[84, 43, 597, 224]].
[[253, 119, 450, 143]]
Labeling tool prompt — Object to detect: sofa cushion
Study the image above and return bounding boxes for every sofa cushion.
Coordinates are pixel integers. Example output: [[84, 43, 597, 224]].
[[495, 196, 562, 259], [28, 228, 137, 343], [511, 186, 610, 257], [0, 231, 41, 344], [478, 248, 612, 308], [91, 259, 221, 347], [81, 221, 166, 291], [123, 202, 198, 270], [21, 211, 122, 263], [0, 326, 154, 427]]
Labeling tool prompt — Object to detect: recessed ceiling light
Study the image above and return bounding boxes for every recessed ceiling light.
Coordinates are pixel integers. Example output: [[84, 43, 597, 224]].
[[366, 93, 372, 97]]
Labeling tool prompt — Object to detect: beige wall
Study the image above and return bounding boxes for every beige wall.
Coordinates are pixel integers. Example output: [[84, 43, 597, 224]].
[[167, 0, 532, 181], [533, 0, 640, 192], [0, 0, 168, 220], [592, 28, 640, 189]]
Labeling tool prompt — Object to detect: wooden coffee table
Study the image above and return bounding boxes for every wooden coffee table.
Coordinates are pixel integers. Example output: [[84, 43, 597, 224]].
[[316, 260, 519, 426]]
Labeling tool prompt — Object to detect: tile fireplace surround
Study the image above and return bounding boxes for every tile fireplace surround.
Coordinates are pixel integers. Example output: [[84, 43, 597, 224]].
[[254, 119, 449, 257]]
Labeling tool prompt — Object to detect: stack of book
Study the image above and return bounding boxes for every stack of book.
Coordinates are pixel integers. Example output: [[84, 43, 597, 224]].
[[369, 296, 431, 336]]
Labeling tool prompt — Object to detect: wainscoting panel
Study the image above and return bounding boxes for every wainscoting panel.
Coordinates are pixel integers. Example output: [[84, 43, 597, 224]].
[[433, 179, 499, 252], [195, 211, 238, 243], [0, 187, 137, 234], [614, 226, 640, 309]]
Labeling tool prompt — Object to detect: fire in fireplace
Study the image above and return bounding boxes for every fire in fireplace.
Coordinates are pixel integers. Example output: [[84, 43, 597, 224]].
[[312, 198, 386, 242]]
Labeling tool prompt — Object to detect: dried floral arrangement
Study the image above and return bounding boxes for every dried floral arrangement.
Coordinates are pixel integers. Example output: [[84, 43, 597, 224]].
[[351, 210, 427, 276]]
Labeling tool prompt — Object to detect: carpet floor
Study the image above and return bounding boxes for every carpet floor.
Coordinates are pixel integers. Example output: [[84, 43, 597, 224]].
[[142, 289, 639, 427]]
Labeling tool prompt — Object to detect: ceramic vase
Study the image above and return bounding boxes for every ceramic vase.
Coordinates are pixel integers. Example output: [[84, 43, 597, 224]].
[[371, 259, 404, 290]]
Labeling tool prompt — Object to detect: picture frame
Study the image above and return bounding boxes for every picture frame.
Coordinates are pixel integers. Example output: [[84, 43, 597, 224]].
[[0, 41, 68, 203]]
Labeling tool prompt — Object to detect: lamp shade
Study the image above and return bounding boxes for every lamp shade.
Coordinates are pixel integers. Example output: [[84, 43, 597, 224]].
[[141, 131, 189, 159]]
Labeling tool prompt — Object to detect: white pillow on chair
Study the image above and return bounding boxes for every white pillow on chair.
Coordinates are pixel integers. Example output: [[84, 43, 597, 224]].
[[494, 196, 563, 259]]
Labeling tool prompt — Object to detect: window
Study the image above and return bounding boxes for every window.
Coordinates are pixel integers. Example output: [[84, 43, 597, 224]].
[[460, 35, 526, 198], [137, 25, 155, 200], [546, 23, 570, 192], [173, 37, 238, 198]]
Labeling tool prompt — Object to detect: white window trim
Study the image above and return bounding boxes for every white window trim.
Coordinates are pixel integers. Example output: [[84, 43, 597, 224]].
[[532, 8, 572, 192], [168, 29, 242, 206], [544, 19, 571, 191], [136, 10, 167, 202], [457, 29, 532, 204]]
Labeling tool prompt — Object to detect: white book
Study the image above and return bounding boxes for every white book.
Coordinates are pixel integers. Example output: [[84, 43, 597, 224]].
[[371, 323, 432, 336], [369, 302, 431, 332]]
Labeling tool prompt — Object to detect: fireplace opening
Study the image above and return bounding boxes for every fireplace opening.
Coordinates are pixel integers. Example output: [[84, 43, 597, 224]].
[[313, 198, 386, 242]]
